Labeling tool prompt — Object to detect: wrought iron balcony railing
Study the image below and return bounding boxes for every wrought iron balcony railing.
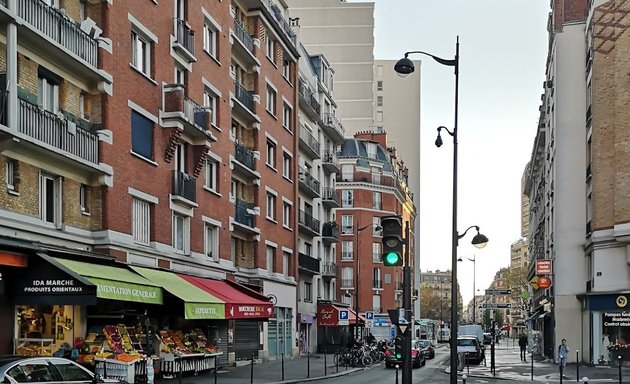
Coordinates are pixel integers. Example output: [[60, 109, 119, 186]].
[[298, 209, 320, 234], [172, 171, 196, 202], [175, 18, 195, 56], [299, 252, 320, 274], [234, 142, 255, 170], [234, 199, 255, 227], [234, 82, 255, 112], [234, 20, 254, 54]]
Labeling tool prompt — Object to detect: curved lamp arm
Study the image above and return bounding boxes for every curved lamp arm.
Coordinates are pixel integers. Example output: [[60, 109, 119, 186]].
[[403, 51, 457, 67]]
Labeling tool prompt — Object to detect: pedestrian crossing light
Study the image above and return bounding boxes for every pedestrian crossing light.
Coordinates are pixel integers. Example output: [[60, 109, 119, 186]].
[[381, 215, 403, 266]]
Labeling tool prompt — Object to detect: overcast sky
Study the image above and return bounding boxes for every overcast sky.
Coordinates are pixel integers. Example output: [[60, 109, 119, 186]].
[[355, 0, 551, 304]]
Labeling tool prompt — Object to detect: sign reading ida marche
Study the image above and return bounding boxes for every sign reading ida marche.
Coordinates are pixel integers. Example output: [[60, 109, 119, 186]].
[[536, 260, 552, 275]]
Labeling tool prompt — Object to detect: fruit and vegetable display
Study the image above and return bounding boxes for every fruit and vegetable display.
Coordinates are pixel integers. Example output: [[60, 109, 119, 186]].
[[159, 329, 220, 355], [77, 325, 145, 365]]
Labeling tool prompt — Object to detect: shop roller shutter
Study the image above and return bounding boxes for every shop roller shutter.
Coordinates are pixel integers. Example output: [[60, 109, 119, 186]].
[[234, 320, 260, 360]]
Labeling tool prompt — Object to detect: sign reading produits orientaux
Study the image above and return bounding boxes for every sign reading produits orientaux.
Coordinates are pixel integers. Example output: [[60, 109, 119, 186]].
[[23, 278, 85, 294], [603, 312, 630, 327]]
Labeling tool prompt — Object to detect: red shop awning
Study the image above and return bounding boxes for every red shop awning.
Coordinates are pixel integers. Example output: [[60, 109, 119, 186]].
[[179, 275, 273, 319]]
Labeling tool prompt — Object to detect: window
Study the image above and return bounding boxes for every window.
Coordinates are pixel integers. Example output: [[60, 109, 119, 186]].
[[282, 152, 291, 179], [54, 360, 93, 381], [266, 85, 276, 115], [40, 173, 61, 225], [38, 75, 59, 113], [132, 198, 151, 245], [282, 251, 290, 276], [131, 111, 154, 159], [373, 217, 381, 235], [266, 140, 276, 168], [203, 91, 218, 126], [373, 191, 382, 210], [131, 30, 151, 76], [175, 65, 185, 84], [341, 215, 353, 234], [282, 201, 291, 228], [266, 37, 276, 62], [341, 190, 353, 207], [203, 22, 218, 58], [79, 92, 88, 119], [282, 55, 290, 79], [376, 111, 383, 122], [205, 223, 219, 261], [204, 158, 218, 192], [341, 267, 353, 288], [377, 96, 383, 107], [372, 168, 381, 184], [79, 184, 89, 213], [173, 213, 189, 253], [304, 242, 312, 256], [341, 165, 353, 181], [373, 268, 382, 288], [266, 245, 275, 273], [341, 241, 353, 260], [366, 142, 378, 159], [5, 158, 15, 191], [377, 80, 383, 91], [303, 282, 313, 302], [282, 103, 292, 131], [372, 242, 381, 262], [266, 192, 276, 220]]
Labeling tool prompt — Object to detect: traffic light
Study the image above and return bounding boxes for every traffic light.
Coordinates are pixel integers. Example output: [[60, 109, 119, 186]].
[[394, 335, 404, 360], [381, 215, 403, 266]]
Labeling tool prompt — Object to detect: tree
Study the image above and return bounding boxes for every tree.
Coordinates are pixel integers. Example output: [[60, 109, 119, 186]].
[[419, 286, 452, 322], [483, 310, 491, 330], [506, 266, 530, 312]]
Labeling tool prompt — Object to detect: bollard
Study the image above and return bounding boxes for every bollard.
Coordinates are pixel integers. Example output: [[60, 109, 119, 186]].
[[324, 353, 327, 376], [466, 352, 469, 374], [179, 356, 183, 384], [336, 351, 339, 373], [462, 374, 467, 384], [395, 364, 400, 384], [560, 357, 564, 384], [576, 350, 580, 382], [307, 349, 310, 378], [250, 353, 254, 384], [214, 363, 217, 384], [582, 377, 589, 384], [531, 350, 534, 381], [618, 355, 622, 384], [281, 353, 285, 381], [103, 360, 107, 379]]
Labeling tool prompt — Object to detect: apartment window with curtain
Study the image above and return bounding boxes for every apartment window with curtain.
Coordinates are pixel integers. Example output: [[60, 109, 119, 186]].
[[205, 223, 219, 261], [341, 241, 353, 261], [373, 268, 382, 288], [40, 173, 62, 226], [172, 213, 189, 254], [372, 191, 382, 210], [341, 266, 353, 288], [266, 245, 275, 273], [373, 217, 381, 235], [283, 251, 290, 276], [131, 110, 154, 160], [131, 30, 151, 76], [341, 215, 353, 234], [342, 190, 353, 207], [132, 198, 151, 245], [372, 242, 381, 262]]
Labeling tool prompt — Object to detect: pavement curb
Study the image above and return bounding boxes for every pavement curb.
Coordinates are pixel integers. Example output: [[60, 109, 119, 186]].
[[267, 367, 364, 384]]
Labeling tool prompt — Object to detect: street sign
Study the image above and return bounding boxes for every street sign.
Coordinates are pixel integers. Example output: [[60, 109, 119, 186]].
[[365, 311, 374, 320], [536, 259, 553, 275], [365, 320, 374, 328], [480, 303, 512, 309], [485, 289, 512, 295], [537, 276, 552, 289], [338, 309, 349, 326], [529, 276, 539, 289]]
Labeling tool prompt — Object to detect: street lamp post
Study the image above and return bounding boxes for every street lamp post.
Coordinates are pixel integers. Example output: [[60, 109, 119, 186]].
[[458, 255, 476, 323], [439, 278, 447, 338], [395, 37, 489, 384], [354, 220, 382, 340]]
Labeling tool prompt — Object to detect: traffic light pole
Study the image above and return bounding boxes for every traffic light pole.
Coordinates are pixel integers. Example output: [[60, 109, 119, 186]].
[[402, 221, 412, 384]]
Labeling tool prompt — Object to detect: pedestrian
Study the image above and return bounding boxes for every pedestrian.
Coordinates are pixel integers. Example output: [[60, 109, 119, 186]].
[[558, 338, 569, 378], [518, 334, 528, 362]]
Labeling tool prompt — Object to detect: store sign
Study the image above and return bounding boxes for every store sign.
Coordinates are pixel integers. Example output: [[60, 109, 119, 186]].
[[317, 305, 338, 327], [226, 304, 273, 319], [536, 260, 552, 275], [603, 312, 630, 327], [90, 277, 162, 305], [185, 302, 225, 319]]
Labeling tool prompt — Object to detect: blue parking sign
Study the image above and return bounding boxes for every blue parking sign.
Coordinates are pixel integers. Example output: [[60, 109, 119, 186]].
[[365, 311, 374, 320], [339, 309, 349, 320]]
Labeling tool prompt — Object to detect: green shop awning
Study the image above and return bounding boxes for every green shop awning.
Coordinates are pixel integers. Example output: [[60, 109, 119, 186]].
[[130, 266, 224, 319], [54, 258, 163, 305]]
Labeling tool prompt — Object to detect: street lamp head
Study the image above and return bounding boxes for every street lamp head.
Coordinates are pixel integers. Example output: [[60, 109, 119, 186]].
[[457, 257, 463, 262], [435, 132, 443, 147], [471, 232, 489, 249], [394, 56, 415, 78]]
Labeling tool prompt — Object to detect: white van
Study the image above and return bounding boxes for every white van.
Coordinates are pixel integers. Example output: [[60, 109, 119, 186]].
[[438, 328, 450, 343], [458, 324, 484, 344]]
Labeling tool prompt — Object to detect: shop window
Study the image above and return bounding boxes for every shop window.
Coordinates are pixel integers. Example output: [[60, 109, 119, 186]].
[[132, 198, 151, 245], [39, 173, 62, 226], [131, 110, 154, 160]]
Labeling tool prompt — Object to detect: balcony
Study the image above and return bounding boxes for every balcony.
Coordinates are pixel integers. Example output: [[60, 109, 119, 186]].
[[321, 187, 339, 209], [299, 125, 321, 159], [231, 141, 260, 180], [321, 222, 340, 244], [298, 209, 320, 236], [340, 279, 354, 289], [373, 279, 383, 289], [162, 85, 215, 142], [298, 252, 320, 275], [172, 171, 196, 203], [232, 19, 257, 64], [232, 82, 258, 122], [173, 18, 196, 62], [261, 0, 297, 48], [234, 199, 256, 230], [321, 262, 339, 280], [298, 81, 321, 120], [321, 113, 345, 144], [337, 172, 406, 200], [16, 98, 99, 166], [322, 151, 340, 174], [298, 166, 320, 198]]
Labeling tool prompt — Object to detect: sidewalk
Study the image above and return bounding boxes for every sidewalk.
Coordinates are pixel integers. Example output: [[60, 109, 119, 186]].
[[154, 354, 363, 384], [446, 341, 630, 382]]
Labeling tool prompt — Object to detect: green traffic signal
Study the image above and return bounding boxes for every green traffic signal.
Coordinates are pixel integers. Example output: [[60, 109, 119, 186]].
[[384, 252, 401, 266], [395, 353, 402, 359]]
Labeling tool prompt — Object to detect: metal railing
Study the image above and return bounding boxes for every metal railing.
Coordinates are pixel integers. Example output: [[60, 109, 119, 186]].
[[322, 113, 345, 136], [172, 171, 196, 202], [337, 172, 406, 198], [234, 142, 255, 170], [234, 199, 255, 227], [322, 151, 339, 168], [18, 0, 98, 67], [298, 165, 320, 195], [262, 0, 297, 46], [321, 262, 339, 277], [164, 86, 211, 132], [233, 20, 254, 53], [298, 82, 321, 116], [298, 252, 320, 274], [234, 82, 254, 112], [175, 18, 195, 56], [340, 279, 354, 289], [18, 99, 99, 164], [299, 125, 320, 155], [298, 209, 320, 233], [321, 187, 339, 205], [322, 222, 339, 239]]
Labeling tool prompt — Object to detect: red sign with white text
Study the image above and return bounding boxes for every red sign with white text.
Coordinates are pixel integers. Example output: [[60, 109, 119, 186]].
[[317, 305, 338, 326], [536, 260, 552, 275], [226, 303, 273, 319]]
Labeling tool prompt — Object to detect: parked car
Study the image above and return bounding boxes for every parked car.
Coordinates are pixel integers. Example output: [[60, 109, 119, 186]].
[[457, 336, 485, 365], [385, 341, 426, 368], [483, 332, 493, 345], [0, 356, 124, 383], [416, 339, 435, 359]]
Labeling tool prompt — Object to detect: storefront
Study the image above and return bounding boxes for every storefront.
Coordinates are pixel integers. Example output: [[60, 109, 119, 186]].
[[297, 314, 314, 355], [587, 293, 630, 365], [264, 280, 296, 360], [316, 301, 363, 353]]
